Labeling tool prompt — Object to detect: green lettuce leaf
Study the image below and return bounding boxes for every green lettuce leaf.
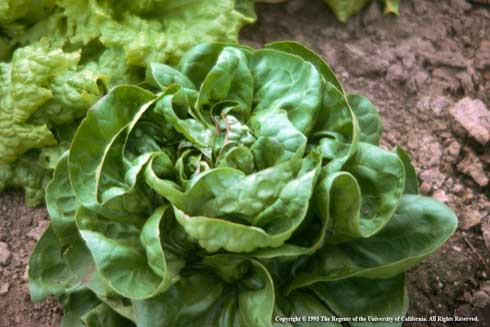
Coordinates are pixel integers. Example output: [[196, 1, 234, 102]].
[[322, 0, 401, 22]]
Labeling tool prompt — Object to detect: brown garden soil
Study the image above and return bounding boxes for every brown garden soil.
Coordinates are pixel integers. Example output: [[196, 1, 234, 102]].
[[1, 0, 490, 326]]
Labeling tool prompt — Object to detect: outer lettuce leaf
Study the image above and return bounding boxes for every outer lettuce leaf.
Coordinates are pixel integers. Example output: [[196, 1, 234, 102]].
[[0, 36, 11, 61], [0, 0, 55, 24], [0, 42, 77, 164], [384, 0, 400, 14], [395, 146, 419, 195], [275, 290, 342, 327], [322, 0, 401, 22], [311, 275, 408, 327], [0, 151, 52, 207], [33, 63, 107, 125], [265, 41, 343, 93], [68, 85, 156, 215], [132, 255, 274, 327], [348, 94, 382, 145], [288, 195, 457, 291], [76, 205, 184, 299], [59, 287, 101, 327], [0, 41, 108, 206], [81, 303, 135, 327], [101, 0, 256, 66], [28, 226, 79, 302]]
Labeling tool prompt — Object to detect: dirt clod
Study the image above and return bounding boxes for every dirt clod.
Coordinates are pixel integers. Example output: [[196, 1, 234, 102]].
[[483, 218, 490, 253], [456, 148, 489, 187], [460, 208, 482, 230], [0, 242, 11, 266], [433, 189, 450, 204], [0, 283, 10, 296], [472, 290, 490, 308], [450, 97, 490, 145]]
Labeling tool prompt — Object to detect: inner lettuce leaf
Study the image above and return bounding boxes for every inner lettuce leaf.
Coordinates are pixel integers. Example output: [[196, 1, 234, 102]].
[[29, 42, 457, 327], [0, 0, 256, 206]]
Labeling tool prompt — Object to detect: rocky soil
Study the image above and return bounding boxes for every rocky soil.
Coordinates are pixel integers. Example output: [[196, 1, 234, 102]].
[[1, 0, 490, 326]]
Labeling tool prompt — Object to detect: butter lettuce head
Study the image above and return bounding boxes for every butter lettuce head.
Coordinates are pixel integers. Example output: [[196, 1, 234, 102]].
[[29, 42, 457, 326]]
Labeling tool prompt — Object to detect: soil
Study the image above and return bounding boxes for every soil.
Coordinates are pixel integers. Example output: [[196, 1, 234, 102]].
[[0, 194, 62, 327], [1, 0, 490, 326]]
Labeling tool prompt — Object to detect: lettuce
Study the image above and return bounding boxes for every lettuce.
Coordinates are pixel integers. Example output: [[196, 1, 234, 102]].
[[323, 0, 400, 22], [0, 0, 255, 206], [29, 42, 457, 326], [257, 0, 400, 22]]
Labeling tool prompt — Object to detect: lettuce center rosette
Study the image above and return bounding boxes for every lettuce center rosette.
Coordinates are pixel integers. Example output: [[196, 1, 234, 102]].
[[28, 42, 457, 327]]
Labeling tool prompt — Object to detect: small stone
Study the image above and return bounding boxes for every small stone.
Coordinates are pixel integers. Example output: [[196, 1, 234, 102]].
[[456, 148, 489, 187], [0, 283, 9, 295], [431, 96, 452, 115], [386, 63, 406, 82], [449, 97, 490, 145], [340, 70, 350, 80], [443, 178, 454, 189], [0, 242, 11, 266], [452, 183, 464, 195], [23, 266, 29, 281], [416, 70, 430, 84], [444, 141, 461, 163], [460, 208, 481, 230], [433, 190, 449, 203], [418, 137, 443, 168], [452, 245, 463, 252], [471, 290, 490, 309], [419, 168, 446, 189], [420, 181, 432, 195]]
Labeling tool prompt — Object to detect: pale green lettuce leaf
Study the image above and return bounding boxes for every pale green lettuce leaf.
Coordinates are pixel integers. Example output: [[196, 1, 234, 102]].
[[322, 0, 371, 22], [33, 62, 106, 125], [100, 0, 256, 66], [1, 0, 256, 206], [0, 151, 52, 207], [0, 0, 55, 25], [0, 41, 78, 164], [322, 0, 400, 22]]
